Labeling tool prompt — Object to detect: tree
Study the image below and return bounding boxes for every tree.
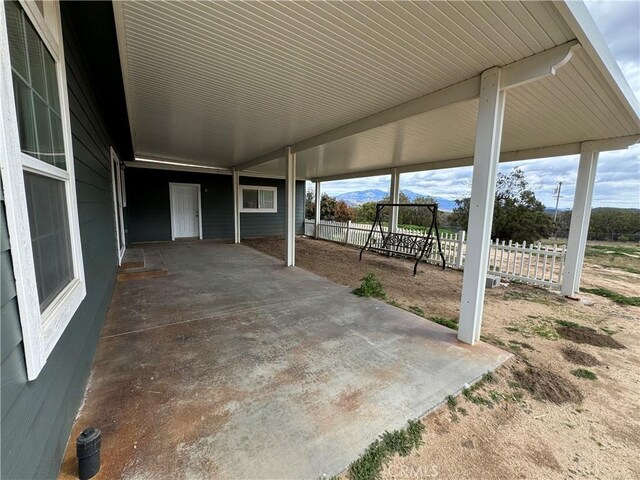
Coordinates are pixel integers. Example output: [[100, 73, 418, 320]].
[[448, 198, 470, 231], [306, 191, 354, 222], [354, 201, 378, 223], [399, 194, 437, 227], [449, 168, 553, 243], [333, 200, 354, 222], [588, 208, 640, 241], [353, 192, 442, 228], [555, 207, 640, 241], [554, 209, 572, 236], [305, 187, 315, 219]]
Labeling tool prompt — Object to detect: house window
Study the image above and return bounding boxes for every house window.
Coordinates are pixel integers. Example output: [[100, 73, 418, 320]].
[[239, 185, 277, 213], [1, 0, 85, 380], [24, 171, 74, 311]]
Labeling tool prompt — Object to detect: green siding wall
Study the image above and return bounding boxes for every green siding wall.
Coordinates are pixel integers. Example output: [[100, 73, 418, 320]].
[[239, 176, 306, 238], [125, 169, 234, 243], [1, 3, 130, 479], [125, 169, 305, 243]]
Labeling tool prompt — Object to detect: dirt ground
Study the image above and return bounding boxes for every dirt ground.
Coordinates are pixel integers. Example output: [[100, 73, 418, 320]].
[[581, 263, 640, 298], [244, 236, 640, 480]]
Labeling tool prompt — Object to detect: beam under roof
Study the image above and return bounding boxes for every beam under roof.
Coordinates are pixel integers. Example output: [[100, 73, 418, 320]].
[[309, 134, 640, 183]]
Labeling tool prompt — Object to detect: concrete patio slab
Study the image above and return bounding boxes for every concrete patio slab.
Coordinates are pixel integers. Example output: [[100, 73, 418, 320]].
[[59, 241, 509, 479]]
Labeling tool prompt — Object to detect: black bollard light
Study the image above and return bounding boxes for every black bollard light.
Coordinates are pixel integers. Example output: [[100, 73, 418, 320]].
[[76, 427, 101, 480]]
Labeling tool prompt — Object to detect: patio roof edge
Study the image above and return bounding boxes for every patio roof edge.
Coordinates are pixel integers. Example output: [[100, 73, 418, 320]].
[[553, 0, 640, 124]]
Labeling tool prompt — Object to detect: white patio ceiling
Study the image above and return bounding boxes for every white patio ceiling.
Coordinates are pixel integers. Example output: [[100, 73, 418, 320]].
[[113, 1, 640, 180]]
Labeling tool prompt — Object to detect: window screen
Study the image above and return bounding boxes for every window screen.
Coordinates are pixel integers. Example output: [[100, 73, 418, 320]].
[[6, 0, 65, 169], [24, 171, 73, 311], [241, 187, 276, 211], [242, 188, 259, 209], [259, 189, 274, 209]]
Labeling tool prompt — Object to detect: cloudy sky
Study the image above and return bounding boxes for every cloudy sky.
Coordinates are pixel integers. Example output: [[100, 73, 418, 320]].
[[321, 1, 640, 209]]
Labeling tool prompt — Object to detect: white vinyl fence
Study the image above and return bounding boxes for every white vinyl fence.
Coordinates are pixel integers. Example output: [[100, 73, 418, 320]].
[[304, 219, 566, 289]]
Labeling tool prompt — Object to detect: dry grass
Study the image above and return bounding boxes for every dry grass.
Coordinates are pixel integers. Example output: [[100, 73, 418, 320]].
[[556, 325, 626, 349], [512, 366, 583, 404], [561, 347, 602, 367]]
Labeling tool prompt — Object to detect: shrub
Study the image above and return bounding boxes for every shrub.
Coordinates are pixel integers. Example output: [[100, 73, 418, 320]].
[[349, 420, 425, 480], [429, 316, 458, 330], [352, 273, 386, 299], [572, 368, 598, 380]]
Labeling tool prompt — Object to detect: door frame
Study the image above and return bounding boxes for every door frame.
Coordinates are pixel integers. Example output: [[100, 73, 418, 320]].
[[110, 147, 126, 264], [169, 182, 203, 240]]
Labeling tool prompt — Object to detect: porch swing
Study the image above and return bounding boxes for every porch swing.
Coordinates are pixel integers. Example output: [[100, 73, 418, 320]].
[[358, 203, 446, 275]]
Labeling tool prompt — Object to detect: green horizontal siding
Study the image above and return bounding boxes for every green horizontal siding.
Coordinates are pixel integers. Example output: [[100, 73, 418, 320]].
[[1, 299, 21, 363], [1, 2, 131, 478], [126, 169, 234, 242], [239, 176, 305, 238], [0, 198, 24, 412], [125, 169, 305, 243]]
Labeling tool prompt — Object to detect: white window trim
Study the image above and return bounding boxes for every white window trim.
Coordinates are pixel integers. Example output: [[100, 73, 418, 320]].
[[239, 185, 278, 213], [169, 182, 203, 240], [110, 147, 126, 264], [120, 167, 127, 207], [0, 0, 85, 380]]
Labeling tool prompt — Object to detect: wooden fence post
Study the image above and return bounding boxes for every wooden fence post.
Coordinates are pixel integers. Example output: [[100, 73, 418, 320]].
[[559, 245, 567, 286], [345, 220, 352, 244], [456, 230, 466, 269]]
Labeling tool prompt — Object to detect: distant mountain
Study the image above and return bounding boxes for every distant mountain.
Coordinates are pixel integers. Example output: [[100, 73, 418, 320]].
[[544, 207, 570, 215], [335, 189, 387, 205], [399, 189, 421, 202], [431, 198, 457, 212], [335, 189, 457, 212]]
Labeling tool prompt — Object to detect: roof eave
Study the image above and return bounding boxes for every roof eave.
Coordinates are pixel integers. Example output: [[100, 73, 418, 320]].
[[553, 0, 640, 126]]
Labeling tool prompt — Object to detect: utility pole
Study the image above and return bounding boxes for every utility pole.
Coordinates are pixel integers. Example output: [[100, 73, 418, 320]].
[[552, 181, 563, 223]]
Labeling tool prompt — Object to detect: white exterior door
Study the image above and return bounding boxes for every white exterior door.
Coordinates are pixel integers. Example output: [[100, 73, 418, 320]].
[[170, 183, 201, 239]]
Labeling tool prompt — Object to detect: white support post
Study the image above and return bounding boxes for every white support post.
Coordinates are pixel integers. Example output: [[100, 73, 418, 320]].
[[458, 68, 506, 345], [389, 168, 400, 232], [561, 144, 599, 297], [314, 181, 321, 238], [232, 168, 240, 243], [285, 146, 296, 267]]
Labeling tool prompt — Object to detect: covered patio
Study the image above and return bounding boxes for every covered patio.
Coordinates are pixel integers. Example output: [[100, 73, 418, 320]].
[[115, 0, 639, 345], [59, 241, 508, 479], [2, 2, 638, 479]]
